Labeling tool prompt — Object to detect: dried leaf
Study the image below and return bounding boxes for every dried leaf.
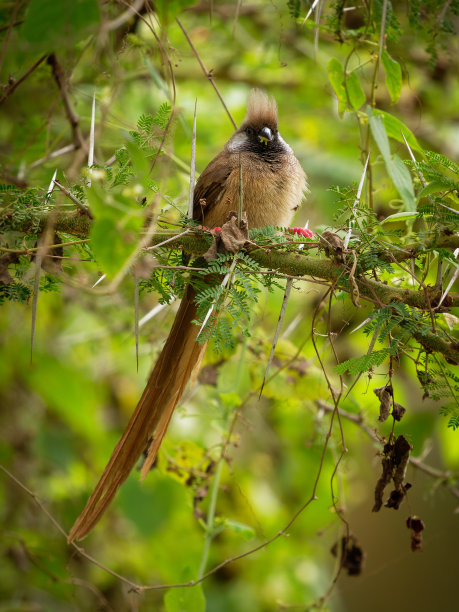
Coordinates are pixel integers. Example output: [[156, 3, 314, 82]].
[[331, 535, 364, 576], [373, 454, 393, 512], [385, 483, 411, 509], [407, 515, 425, 551], [392, 402, 406, 421], [392, 435, 412, 490], [203, 211, 249, 261], [320, 230, 345, 262], [372, 435, 413, 512], [374, 385, 392, 422]]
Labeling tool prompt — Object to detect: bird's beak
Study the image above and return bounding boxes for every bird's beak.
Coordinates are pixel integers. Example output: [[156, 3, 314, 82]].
[[258, 126, 273, 145]]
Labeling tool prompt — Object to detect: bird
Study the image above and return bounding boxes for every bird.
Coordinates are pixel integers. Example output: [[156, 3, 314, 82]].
[[68, 89, 307, 542]]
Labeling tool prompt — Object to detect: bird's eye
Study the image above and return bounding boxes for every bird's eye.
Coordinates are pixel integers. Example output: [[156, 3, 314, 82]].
[[245, 127, 255, 136]]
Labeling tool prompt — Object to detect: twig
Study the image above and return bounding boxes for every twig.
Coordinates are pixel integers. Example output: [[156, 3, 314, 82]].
[[197, 459, 223, 579], [176, 18, 237, 130], [232, 0, 242, 35], [47, 53, 85, 150], [377, 0, 388, 64], [118, 1, 177, 173], [53, 180, 91, 215], [29, 144, 78, 169], [0, 464, 144, 593], [0, 54, 47, 106], [0, 239, 89, 254], [0, 19, 23, 33], [315, 400, 459, 502], [87, 90, 96, 187]]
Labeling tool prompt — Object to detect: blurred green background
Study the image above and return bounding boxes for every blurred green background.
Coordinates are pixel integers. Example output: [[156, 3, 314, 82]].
[[1, 1, 459, 611]]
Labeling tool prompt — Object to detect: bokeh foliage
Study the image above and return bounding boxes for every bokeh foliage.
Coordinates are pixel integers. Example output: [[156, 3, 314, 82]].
[[1, 1, 459, 611]]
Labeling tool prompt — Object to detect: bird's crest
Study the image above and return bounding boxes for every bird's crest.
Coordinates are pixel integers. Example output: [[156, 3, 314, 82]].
[[243, 89, 278, 130]]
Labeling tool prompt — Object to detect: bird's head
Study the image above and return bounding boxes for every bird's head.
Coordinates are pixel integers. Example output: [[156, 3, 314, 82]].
[[226, 89, 291, 156]]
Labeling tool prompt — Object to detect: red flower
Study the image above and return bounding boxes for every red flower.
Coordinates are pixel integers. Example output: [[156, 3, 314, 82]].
[[289, 227, 314, 238]]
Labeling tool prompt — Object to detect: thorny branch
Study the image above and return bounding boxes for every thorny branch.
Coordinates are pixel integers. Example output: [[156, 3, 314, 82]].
[[3, 216, 459, 361]]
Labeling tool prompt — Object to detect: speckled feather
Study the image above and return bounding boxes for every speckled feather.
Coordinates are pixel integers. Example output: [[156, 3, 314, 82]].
[[193, 89, 307, 228]]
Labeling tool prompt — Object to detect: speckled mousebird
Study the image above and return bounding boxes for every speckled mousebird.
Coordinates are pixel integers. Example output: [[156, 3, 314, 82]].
[[68, 89, 307, 542]]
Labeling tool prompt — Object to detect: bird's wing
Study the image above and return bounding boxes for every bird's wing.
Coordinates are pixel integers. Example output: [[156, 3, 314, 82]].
[[193, 151, 234, 222]]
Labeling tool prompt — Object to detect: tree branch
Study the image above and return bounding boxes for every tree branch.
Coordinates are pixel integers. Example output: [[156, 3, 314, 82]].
[[4, 214, 459, 362]]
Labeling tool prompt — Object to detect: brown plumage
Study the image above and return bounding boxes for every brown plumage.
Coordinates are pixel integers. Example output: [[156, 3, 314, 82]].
[[68, 89, 307, 542]]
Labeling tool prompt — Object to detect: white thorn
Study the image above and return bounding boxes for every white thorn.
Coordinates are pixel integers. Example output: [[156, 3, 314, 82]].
[[344, 153, 369, 249], [46, 169, 57, 202], [139, 302, 169, 327], [87, 91, 96, 187], [350, 316, 372, 334], [302, 0, 320, 26], [92, 273, 106, 288]]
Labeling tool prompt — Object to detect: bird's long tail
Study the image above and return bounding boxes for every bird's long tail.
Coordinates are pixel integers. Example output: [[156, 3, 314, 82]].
[[68, 285, 205, 542]]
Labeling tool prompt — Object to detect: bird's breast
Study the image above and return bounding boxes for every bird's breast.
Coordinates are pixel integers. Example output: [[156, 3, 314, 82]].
[[202, 152, 306, 229]]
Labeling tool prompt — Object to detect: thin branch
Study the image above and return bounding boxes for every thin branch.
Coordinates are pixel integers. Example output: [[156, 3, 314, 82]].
[[0, 465, 144, 593], [176, 18, 237, 130], [0, 54, 47, 106], [315, 400, 459, 502], [29, 144, 78, 169], [53, 180, 91, 216], [47, 53, 85, 150]]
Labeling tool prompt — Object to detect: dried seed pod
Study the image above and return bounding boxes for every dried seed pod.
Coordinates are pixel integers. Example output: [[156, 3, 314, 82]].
[[374, 385, 392, 422]]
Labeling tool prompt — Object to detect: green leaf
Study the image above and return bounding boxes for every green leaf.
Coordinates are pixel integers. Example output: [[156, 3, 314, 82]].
[[389, 154, 416, 211], [381, 49, 402, 104], [381, 211, 420, 223], [418, 180, 459, 198], [155, 0, 198, 25], [328, 58, 347, 115], [222, 519, 255, 540], [164, 584, 206, 612], [21, 0, 100, 51], [369, 111, 391, 161], [369, 112, 416, 211], [373, 109, 421, 152], [346, 70, 366, 110], [335, 349, 394, 376]]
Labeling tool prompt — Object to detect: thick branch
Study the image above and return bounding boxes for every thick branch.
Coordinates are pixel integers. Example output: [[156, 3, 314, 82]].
[[5, 215, 459, 363], [249, 248, 459, 309]]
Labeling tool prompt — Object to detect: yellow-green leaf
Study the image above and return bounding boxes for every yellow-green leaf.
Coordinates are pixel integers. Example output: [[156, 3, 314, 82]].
[[346, 70, 366, 110], [373, 109, 422, 152], [328, 58, 346, 116], [381, 49, 402, 104]]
